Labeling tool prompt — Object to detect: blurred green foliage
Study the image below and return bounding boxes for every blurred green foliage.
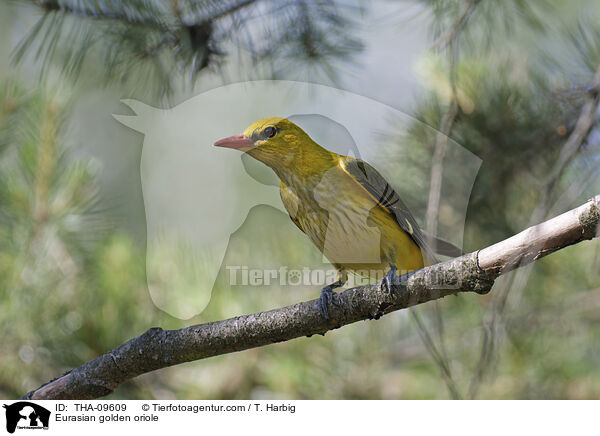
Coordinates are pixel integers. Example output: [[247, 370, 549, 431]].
[[0, 85, 170, 397], [11, 0, 363, 97], [0, 0, 599, 400]]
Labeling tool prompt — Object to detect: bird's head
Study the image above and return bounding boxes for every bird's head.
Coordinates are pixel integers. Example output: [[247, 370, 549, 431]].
[[214, 117, 331, 174]]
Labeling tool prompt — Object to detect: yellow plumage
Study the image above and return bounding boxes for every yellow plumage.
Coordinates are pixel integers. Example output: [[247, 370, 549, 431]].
[[215, 117, 449, 317]]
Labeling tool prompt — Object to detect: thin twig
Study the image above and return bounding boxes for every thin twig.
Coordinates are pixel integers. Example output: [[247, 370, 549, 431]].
[[411, 309, 462, 399], [421, 11, 465, 399], [431, 0, 481, 51]]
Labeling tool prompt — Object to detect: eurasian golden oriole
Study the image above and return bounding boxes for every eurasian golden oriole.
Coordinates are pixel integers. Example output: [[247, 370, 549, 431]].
[[215, 117, 460, 318]]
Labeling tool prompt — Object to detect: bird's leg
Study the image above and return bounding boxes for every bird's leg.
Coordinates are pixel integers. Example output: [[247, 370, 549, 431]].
[[319, 277, 345, 320]]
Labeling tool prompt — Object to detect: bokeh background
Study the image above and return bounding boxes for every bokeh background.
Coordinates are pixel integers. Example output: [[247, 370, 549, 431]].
[[1, 0, 599, 399]]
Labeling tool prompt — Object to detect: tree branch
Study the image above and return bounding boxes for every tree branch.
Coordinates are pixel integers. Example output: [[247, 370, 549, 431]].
[[29, 0, 260, 28], [22, 195, 600, 400]]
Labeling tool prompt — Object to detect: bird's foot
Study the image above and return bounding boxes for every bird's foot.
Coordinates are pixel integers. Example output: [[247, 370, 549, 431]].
[[384, 265, 399, 294], [383, 266, 412, 295], [319, 279, 344, 320]]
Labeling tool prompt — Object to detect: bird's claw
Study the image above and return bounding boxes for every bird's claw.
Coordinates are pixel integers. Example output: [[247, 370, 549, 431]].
[[318, 278, 345, 320], [384, 266, 414, 295], [384, 265, 399, 294], [319, 285, 336, 320]]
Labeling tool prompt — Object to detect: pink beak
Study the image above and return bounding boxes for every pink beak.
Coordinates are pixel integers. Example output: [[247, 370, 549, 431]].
[[213, 134, 255, 150]]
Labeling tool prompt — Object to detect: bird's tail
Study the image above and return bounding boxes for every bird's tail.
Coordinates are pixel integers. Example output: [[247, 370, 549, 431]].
[[424, 232, 464, 258]]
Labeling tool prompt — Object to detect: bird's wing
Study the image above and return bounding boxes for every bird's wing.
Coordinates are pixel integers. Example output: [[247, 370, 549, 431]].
[[342, 156, 442, 262]]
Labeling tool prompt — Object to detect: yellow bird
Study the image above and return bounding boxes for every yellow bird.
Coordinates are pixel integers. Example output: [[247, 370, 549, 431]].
[[214, 117, 460, 318]]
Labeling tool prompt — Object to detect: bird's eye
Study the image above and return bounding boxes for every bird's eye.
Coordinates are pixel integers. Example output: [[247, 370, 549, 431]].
[[264, 126, 277, 138]]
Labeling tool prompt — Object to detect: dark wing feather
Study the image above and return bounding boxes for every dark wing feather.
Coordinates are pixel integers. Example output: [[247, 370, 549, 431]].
[[343, 157, 441, 262]]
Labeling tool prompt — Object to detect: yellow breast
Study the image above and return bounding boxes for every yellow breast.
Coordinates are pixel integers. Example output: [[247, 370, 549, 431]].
[[281, 163, 425, 278]]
